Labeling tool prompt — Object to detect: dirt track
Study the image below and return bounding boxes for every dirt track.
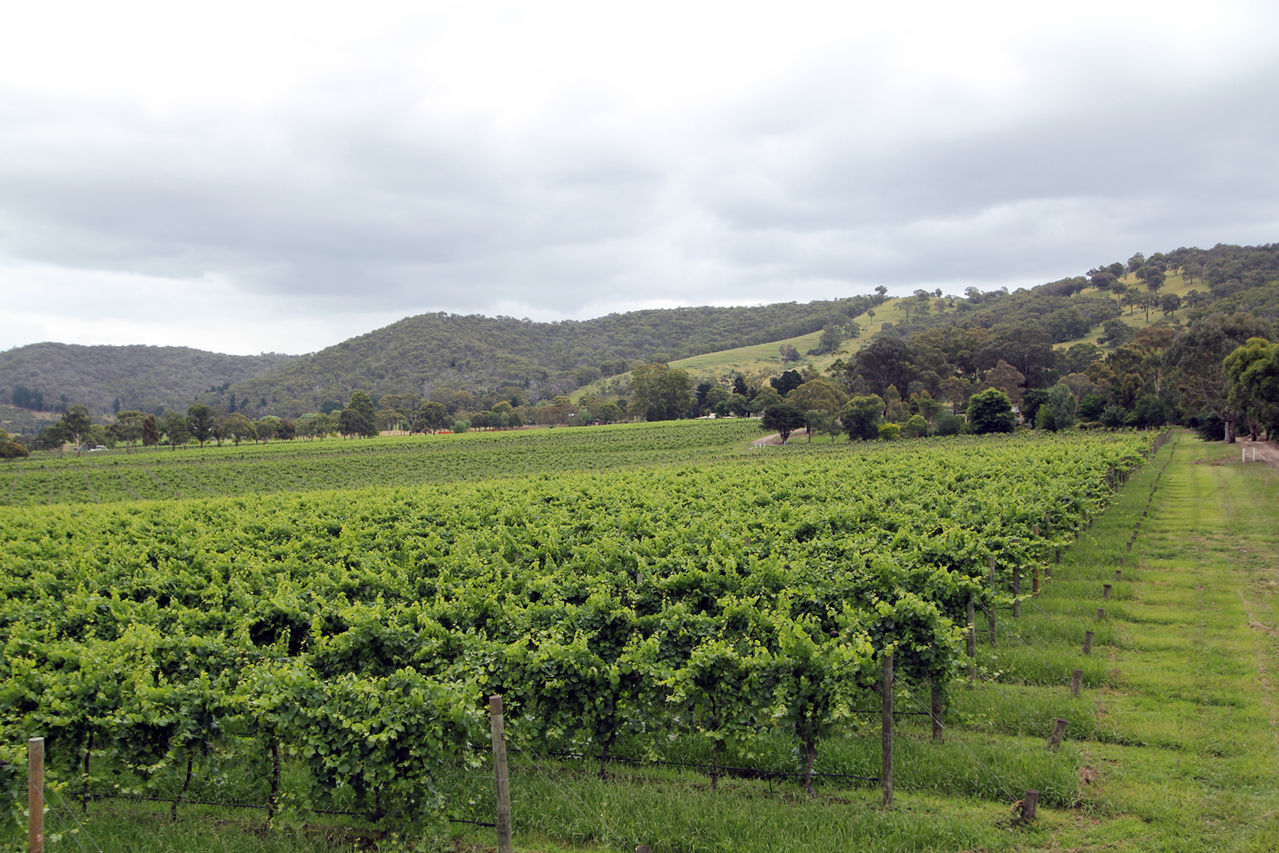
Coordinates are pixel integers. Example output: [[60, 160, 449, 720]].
[[1236, 438, 1279, 469]]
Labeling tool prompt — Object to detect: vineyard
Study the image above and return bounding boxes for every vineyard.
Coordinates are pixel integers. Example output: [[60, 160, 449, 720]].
[[0, 426, 1163, 849], [0, 420, 763, 508]]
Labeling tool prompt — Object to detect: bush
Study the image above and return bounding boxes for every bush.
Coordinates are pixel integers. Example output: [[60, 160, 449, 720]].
[[452, 419, 471, 434], [1100, 405, 1128, 430], [1132, 394, 1169, 429], [966, 389, 1015, 434], [878, 423, 901, 441], [901, 414, 929, 438], [935, 413, 965, 436], [1190, 413, 1225, 441], [841, 395, 884, 441]]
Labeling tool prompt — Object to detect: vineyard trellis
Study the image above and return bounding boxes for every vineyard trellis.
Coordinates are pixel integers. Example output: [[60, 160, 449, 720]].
[[1, 431, 1158, 841]]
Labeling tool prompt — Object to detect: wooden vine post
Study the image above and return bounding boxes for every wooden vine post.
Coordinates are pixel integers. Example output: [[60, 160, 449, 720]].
[[881, 650, 894, 808], [1048, 718, 1069, 750], [1083, 630, 1094, 655], [489, 695, 514, 853], [29, 737, 44, 853], [1017, 788, 1040, 824], [987, 555, 997, 646]]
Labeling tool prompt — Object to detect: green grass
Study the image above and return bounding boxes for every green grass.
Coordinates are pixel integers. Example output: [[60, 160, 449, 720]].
[[666, 297, 944, 382], [571, 296, 944, 399]]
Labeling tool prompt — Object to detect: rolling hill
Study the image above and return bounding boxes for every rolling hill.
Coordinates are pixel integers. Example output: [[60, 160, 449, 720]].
[[0, 344, 296, 417], [3, 242, 1277, 427]]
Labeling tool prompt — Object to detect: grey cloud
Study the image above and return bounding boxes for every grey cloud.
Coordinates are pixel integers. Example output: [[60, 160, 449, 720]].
[[3, 4, 1279, 354]]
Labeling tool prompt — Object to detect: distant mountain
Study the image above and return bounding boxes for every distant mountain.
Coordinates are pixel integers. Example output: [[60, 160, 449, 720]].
[[0, 343, 296, 416], [219, 299, 874, 415]]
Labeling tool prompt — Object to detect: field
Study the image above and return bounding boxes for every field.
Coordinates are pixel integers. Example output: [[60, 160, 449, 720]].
[[666, 297, 930, 382], [0, 420, 763, 508], [3, 424, 1278, 851]]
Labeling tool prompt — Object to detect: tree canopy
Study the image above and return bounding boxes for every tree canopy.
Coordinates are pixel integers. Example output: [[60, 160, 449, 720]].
[[761, 404, 807, 444], [966, 389, 1015, 434]]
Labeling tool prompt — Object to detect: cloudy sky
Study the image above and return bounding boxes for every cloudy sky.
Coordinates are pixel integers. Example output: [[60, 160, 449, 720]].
[[2, 1, 1277, 355]]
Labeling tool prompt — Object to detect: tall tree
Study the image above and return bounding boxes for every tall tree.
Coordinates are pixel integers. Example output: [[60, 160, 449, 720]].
[[111, 410, 145, 452], [770, 369, 804, 397], [57, 405, 93, 453], [629, 363, 694, 421], [1224, 337, 1279, 440], [840, 395, 884, 441], [221, 413, 256, 445], [844, 336, 914, 397], [339, 390, 379, 438], [786, 378, 847, 423], [160, 411, 190, 449], [142, 414, 159, 447], [411, 401, 451, 434], [1165, 314, 1272, 442], [761, 404, 807, 444], [187, 404, 217, 447], [981, 324, 1057, 388], [981, 360, 1026, 405]]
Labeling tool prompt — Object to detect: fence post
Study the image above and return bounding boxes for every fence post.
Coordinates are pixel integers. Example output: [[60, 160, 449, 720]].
[[1083, 630, 1094, 655], [29, 737, 44, 853], [489, 696, 514, 853], [1032, 567, 1040, 595], [1071, 669, 1083, 697], [881, 650, 894, 808], [1017, 789, 1040, 824], [1048, 718, 1069, 750], [1012, 567, 1021, 618], [1097, 608, 1107, 620], [1103, 583, 1113, 600]]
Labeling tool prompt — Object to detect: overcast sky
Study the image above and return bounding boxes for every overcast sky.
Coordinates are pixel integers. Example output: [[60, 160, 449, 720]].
[[2, 1, 1277, 355]]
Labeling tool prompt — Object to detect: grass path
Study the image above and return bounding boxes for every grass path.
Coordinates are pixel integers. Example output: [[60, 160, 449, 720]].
[[1028, 433, 1279, 850]]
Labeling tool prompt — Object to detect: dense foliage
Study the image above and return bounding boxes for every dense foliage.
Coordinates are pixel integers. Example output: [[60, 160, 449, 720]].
[[0, 344, 295, 416], [1, 428, 1156, 834]]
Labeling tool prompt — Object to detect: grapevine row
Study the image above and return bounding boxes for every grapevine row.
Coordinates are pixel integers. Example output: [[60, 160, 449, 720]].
[[0, 432, 1154, 833]]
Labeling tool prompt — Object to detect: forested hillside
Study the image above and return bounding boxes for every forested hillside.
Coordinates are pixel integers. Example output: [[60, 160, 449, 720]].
[[199, 298, 876, 416], [3, 243, 1277, 430], [0, 344, 295, 416]]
